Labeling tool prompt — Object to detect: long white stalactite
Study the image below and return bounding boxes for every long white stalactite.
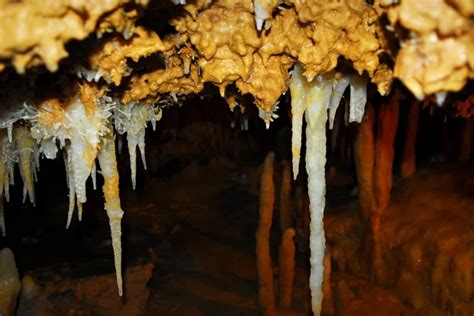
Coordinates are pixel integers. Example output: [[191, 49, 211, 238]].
[[289, 64, 367, 315], [305, 75, 332, 315], [98, 129, 124, 296]]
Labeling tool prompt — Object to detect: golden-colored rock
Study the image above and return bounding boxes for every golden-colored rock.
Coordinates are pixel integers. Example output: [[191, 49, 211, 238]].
[[122, 53, 204, 104], [236, 54, 292, 113], [170, 0, 392, 111], [395, 33, 472, 100], [79, 82, 106, 114], [372, 64, 394, 96], [384, 0, 473, 99], [35, 98, 68, 132], [88, 27, 168, 85], [173, 0, 264, 97], [257, 9, 308, 63], [286, 0, 384, 79], [175, 1, 260, 60], [0, 0, 147, 73], [96, 4, 144, 38]]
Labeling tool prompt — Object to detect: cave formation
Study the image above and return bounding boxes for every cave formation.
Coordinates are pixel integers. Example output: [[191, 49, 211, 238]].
[[0, 0, 473, 315]]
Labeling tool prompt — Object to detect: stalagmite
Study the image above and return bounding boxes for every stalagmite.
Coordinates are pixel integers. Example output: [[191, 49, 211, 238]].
[[14, 125, 36, 206], [290, 64, 334, 315], [279, 160, 292, 232], [374, 94, 400, 212], [372, 94, 399, 283], [97, 129, 124, 296], [279, 228, 295, 308], [256, 152, 276, 316], [0, 248, 21, 316], [400, 100, 419, 178], [353, 103, 376, 218], [459, 117, 473, 162]]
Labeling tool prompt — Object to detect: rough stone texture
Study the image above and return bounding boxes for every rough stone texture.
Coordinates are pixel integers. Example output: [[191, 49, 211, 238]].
[[17, 264, 153, 316]]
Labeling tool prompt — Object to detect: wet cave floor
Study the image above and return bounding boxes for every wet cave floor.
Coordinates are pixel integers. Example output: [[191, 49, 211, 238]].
[[2, 150, 473, 315]]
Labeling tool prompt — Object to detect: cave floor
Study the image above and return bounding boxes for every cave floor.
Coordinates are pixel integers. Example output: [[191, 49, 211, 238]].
[[5, 156, 473, 315]]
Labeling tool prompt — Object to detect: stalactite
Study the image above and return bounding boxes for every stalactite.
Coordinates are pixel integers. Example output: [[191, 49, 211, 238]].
[[400, 100, 419, 178], [374, 94, 400, 212], [279, 227, 295, 308], [3, 137, 16, 203], [279, 160, 292, 232], [328, 76, 350, 130], [349, 75, 369, 124], [128, 133, 139, 190], [39, 138, 58, 160], [91, 160, 97, 190], [0, 140, 5, 237], [14, 125, 36, 206], [353, 103, 376, 219], [113, 102, 161, 190], [304, 74, 332, 315], [77, 201, 83, 222], [64, 148, 76, 229], [256, 151, 276, 316], [289, 65, 306, 180], [127, 129, 147, 190], [97, 129, 124, 296], [289, 65, 340, 315], [68, 102, 100, 204], [253, 0, 278, 31]]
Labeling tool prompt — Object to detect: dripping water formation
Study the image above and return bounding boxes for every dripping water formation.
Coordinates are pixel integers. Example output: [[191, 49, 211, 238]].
[[0, 0, 473, 315]]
